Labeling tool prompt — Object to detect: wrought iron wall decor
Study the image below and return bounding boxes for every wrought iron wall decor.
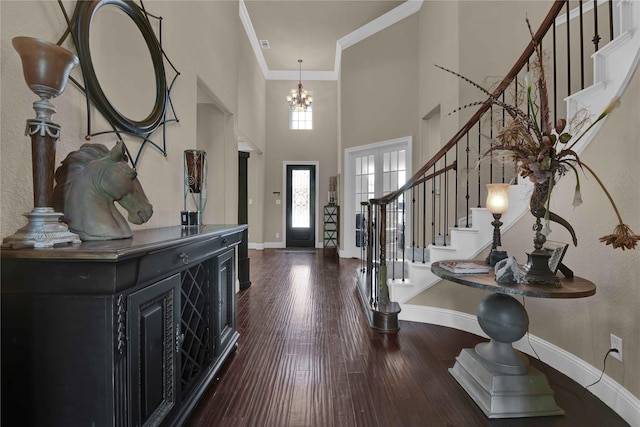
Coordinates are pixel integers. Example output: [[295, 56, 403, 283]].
[[56, 0, 179, 168]]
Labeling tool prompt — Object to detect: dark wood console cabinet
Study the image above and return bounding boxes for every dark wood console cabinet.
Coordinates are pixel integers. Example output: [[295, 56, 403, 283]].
[[1, 225, 246, 427]]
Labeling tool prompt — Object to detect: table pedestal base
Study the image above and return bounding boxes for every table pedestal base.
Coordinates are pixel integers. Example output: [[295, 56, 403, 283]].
[[450, 348, 564, 418]]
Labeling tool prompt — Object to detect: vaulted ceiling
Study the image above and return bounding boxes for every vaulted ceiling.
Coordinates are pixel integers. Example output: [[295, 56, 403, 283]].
[[241, 0, 420, 80]]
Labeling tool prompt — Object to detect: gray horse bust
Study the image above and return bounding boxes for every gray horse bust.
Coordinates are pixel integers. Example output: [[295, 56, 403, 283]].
[[53, 140, 153, 240]]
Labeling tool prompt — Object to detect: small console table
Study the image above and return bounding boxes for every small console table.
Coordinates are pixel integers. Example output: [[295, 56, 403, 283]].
[[2, 225, 246, 427], [431, 260, 596, 419]]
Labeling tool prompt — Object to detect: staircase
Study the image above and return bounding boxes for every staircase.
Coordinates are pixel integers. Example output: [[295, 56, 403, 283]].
[[357, 0, 640, 325], [389, 182, 533, 303], [388, 0, 640, 308]]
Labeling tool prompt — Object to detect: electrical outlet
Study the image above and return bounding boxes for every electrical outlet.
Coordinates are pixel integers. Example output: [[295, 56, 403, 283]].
[[276, 232, 280, 239], [610, 334, 623, 361]]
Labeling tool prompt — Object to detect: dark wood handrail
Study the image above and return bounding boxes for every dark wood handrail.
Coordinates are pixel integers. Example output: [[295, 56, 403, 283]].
[[376, 0, 567, 205], [378, 162, 457, 204]]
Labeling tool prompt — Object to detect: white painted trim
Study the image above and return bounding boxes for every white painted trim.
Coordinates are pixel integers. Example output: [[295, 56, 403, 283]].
[[248, 242, 264, 250], [554, 0, 617, 27], [399, 304, 487, 337], [267, 70, 337, 82], [337, 0, 423, 52], [239, 0, 423, 81], [344, 136, 414, 155], [239, 0, 269, 79], [282, 161, 320, 249], [263, 241, 285, 249], [399, 304, 640, 427]]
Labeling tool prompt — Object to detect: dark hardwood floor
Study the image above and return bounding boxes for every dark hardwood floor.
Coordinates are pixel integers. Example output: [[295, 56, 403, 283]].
[[187, 249, 628, 427]]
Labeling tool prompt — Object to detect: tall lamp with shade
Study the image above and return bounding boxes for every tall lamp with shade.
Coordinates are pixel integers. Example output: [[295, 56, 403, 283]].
[[485, 183, 510, 266], [3, 37, 81, 248]]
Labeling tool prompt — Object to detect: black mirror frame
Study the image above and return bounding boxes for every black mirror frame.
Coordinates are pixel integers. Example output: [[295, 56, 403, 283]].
[[72, 0, 168, 136]]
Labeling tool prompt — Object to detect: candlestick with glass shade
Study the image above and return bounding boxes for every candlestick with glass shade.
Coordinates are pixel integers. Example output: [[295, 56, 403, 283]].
[[485, 183, 510, 266]]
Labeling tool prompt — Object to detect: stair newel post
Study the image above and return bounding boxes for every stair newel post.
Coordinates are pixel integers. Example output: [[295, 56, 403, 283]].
[[363, 201, 374, 306], [359, 202, 366, 273], [411, 187, 416, 262], [372, 202, 379, 306], [378, 202, 389, 306]]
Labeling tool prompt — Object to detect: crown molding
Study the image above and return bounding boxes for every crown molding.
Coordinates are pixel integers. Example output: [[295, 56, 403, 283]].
[[239, 0, 424, 81], [266, 69, 337, 81], [239, 0, 270, 78], [337, 0, 423, 52]]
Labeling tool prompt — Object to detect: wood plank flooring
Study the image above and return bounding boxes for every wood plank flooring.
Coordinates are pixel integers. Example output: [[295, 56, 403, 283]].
[[187, 249, 628, 427]]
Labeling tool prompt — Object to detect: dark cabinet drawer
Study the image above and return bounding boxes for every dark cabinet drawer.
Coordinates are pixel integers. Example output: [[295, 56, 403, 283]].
[[138, 232, 240, 285]]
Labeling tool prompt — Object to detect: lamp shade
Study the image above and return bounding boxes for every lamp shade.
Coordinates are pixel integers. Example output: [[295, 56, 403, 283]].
[[12, 36, 79, 99], [486, 183, 510, 215]]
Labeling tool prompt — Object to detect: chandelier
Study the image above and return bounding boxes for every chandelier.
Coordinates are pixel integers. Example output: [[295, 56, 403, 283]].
[[287, 59, 313, 112]]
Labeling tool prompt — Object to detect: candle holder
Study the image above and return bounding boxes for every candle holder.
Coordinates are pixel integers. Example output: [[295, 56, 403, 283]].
[[182, 149, 208, 227], [3, 37, 81, 248]]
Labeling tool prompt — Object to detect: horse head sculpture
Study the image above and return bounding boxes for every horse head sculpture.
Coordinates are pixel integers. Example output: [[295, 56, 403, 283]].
[[53, 140, 153, 240]]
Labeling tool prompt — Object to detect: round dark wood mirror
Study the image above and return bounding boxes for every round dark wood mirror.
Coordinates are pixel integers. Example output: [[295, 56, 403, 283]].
[[73, 0, 167, 135]]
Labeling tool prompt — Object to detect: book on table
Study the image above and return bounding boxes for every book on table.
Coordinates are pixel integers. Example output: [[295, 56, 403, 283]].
[[439, 261, 490, 274]]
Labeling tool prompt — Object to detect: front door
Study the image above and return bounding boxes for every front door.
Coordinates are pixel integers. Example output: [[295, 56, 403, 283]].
[[285, 165, 316, 248]]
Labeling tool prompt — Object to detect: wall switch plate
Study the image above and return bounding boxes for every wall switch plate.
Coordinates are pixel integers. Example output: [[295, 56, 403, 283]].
[[276, 232, 280, 239], [276, 199, 281, 205], [610, 334, 622, 361]]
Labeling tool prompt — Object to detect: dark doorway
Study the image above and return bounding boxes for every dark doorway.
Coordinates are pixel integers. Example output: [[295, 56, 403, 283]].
[[285, 165, 316, 248], [238, 151, 250, 289]]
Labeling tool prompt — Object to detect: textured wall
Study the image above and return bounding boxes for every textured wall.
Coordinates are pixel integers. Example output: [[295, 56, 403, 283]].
[[1, 1, 259, 238]]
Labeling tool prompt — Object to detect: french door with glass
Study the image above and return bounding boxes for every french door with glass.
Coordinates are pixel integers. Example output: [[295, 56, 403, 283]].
[[345, 138, 411, 258]]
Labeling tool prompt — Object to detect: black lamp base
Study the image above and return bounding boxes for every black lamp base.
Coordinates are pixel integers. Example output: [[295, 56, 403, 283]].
[[519, 250, 561, 287], [486, 249, 508, 266]]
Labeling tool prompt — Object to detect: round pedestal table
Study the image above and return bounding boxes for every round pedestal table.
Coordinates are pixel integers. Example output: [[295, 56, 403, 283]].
[[431, 260, 596, 419]]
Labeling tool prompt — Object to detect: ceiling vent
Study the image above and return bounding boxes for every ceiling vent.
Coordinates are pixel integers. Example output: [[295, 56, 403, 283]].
[[260, 40, 270, 49]]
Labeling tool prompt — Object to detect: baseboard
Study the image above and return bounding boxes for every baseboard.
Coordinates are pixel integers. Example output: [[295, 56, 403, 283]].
[[255, 242, 323, 250], [399, 304, 640, 427], [253, 243, 325, 249], [399, 304, 488, 338], [263, 241, 285, 249]]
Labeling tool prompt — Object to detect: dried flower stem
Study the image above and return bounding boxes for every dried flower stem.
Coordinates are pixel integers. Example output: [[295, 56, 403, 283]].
[[579, 162, 623, 223]]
